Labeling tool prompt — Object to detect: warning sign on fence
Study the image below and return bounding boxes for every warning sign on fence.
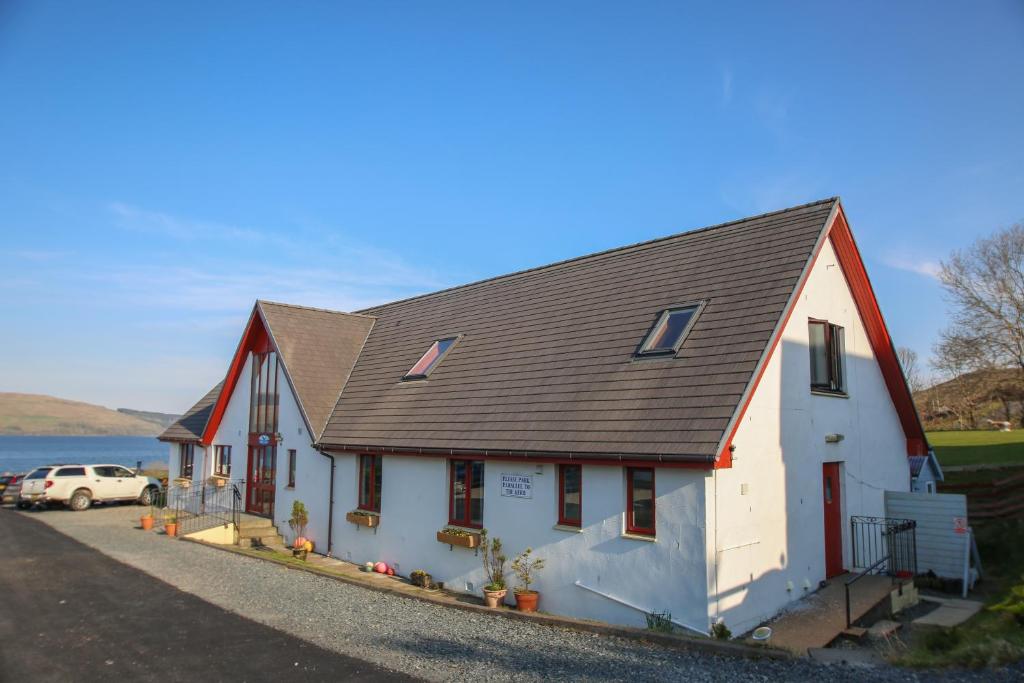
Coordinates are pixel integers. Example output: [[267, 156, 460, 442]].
[[953, 517, 968, 534]]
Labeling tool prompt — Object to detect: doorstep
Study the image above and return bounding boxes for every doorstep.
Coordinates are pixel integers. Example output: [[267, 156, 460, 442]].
[[182, 537, 789, 662]]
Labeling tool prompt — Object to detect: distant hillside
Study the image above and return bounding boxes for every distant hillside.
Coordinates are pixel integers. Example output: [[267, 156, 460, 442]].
[[0, 393, 180, 436], [117, 408, 180, 429], [915, 368, 1024, 431]]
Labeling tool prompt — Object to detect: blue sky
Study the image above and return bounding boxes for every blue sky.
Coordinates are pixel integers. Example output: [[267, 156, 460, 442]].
[[1, 1, 1022, 413]]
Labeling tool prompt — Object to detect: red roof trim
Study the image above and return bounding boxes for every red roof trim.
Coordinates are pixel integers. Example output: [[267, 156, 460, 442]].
[[199, 306, 268, 445], [827, 207, 928, 456], [716, 202, 928, 466]]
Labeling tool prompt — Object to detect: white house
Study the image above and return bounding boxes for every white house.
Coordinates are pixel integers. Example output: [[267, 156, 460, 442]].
[[160, 197, 928, 635]]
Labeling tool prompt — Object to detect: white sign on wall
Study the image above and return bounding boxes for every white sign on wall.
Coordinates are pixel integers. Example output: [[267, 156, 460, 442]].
[[501, 473, 533, 499]]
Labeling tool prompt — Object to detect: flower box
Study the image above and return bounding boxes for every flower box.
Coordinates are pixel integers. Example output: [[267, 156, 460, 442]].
[[173, 478, 192, 488], [346, 511, 379, 528], [436, 529, 481, 549], [208, 476, 228, 487]]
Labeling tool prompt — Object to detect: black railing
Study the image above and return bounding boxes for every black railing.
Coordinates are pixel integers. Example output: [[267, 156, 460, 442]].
[[850, 515, 917, 576], [166, 479, 245, 537], [845, 516, 918, 628]]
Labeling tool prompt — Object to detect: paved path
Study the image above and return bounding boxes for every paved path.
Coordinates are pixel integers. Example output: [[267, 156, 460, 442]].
[[0, 510, 413, 682], [7, 505, 1020, 682]]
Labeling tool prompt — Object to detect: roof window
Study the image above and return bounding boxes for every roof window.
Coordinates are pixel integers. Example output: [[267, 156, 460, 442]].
[[636, 304, 702, 357], [403, 337, 459, 380]]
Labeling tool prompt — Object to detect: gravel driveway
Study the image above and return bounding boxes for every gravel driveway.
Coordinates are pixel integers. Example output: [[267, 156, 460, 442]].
[[17, 505, 1019, 682]]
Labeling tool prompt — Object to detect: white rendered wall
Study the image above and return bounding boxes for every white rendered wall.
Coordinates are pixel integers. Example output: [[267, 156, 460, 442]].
[[322, 454, 709, 629], [271, 369, 330, 548], [207, 352, 330, 549], [706, 237, 912, 635]]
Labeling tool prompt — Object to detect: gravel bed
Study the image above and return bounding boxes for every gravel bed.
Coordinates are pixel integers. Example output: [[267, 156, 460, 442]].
[[16, 505, 1022, 682]]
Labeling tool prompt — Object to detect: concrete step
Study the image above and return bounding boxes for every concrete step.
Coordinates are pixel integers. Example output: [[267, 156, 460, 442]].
[[238, 525, 279, 538]]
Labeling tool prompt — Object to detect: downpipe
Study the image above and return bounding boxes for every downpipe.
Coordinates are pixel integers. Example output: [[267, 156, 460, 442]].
[[319, 449, 336, 556]]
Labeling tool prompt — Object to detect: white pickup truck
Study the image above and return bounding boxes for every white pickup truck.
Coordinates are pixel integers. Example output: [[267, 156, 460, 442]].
[[19, 464, 163, 511]]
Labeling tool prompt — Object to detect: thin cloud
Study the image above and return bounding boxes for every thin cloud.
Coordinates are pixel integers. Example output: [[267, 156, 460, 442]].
[[108, 201, 293, 248], [882, 254, 942, 279]]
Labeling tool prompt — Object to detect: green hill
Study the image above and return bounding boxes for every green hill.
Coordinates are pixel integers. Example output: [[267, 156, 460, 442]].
[[0, 393, 178, 436]]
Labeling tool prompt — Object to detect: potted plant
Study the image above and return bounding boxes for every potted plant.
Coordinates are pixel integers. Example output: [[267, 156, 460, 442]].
[[480, 529, 508, 608], [164, 512, 178, 537], [410, 569, 434, 588], [140, 511, 154, 531], [289, 501, 310, 559], [511, 547, 545, 612], [436, 526, 481, 549]]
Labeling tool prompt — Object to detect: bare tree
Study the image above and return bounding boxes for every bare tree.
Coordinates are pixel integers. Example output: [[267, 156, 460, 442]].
[[937, 223, 1024, 372], [896, 346, 924, 394]]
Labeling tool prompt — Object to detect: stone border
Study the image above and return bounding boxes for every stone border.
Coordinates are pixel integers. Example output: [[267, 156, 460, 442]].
[[183, 537, 790, 661]]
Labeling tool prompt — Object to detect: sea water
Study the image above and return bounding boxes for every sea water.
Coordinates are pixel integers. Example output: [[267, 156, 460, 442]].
[[0, 435, 167, 474]]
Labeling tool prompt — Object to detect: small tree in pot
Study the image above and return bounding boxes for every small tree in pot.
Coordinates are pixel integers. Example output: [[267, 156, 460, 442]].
[[511, 547, 545, 612], [480, 529, 507, 608]]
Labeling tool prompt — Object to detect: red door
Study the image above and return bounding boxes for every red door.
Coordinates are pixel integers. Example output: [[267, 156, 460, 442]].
[[822, 462, 844, 578], [246, 445, 276, 517]]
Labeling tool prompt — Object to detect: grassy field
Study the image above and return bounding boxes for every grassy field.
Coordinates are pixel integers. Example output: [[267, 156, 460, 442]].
[[894, 433, 1024, 668], [926, 430, 1024, 467]]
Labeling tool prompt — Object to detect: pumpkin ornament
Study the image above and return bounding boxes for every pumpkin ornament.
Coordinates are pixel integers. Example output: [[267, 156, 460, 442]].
[[374, 561, 388, 574], [293, 536, 308, 550]]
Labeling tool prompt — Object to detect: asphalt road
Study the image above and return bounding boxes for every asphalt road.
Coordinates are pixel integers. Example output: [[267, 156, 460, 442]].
[[0, 510, 414, 682]]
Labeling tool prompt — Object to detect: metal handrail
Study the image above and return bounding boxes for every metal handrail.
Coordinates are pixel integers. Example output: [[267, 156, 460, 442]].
[[844, 554, 890, 628]]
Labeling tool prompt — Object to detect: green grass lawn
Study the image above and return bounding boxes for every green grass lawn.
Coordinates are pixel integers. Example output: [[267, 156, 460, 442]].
[[927, 430, 1024, 467]]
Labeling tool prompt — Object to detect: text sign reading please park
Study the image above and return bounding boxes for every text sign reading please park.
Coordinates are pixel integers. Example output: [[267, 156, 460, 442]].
[[501, 473, 533, 499]]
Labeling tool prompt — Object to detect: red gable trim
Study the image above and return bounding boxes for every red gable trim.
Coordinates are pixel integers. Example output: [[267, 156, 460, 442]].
[[716, 202, 928, 467], [828, 208, 928, 456], [199, 306, 269, 445]]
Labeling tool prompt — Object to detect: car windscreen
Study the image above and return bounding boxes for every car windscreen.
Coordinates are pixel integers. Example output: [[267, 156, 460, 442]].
[[26, 468, 52, 480], [55, 467, 87, 477]]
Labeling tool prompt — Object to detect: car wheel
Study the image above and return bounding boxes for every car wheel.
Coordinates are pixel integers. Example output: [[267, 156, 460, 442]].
[[16, 501, 30, 510], [138, 486, 155, 506], [69, 489, 92, 512]]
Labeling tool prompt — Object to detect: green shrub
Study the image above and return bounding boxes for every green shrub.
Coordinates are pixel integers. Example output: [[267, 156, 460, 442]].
[[923, 627, 961, 652]]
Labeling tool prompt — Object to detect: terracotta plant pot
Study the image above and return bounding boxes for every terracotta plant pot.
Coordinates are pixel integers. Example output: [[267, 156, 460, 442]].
[[483, 587, 508, 608], [165, 523, 178, 537], [514, 590, 539, 612], [140, 516, 154, 531]]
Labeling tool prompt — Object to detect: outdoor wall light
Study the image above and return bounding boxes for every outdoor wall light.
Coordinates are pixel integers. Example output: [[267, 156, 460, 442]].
[[825, 433, 844, 443]]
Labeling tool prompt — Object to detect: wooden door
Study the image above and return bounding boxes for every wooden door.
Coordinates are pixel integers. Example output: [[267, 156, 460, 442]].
[[246, 445, 276, 517], [822, 462, 844, 578]]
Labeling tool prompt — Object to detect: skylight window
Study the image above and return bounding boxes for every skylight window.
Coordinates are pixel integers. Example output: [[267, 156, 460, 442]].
[[636, 304, 702, 356], [403, 337, 459, 379]]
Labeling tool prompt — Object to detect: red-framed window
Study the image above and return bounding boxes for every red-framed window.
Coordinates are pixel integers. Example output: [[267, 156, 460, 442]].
[[626, 467, 655, 536], [213, 445, 232, 477], [558, 464, 582, 527], [808, 319, 846, 394], [179, 443, 194, 479], [358, 454, 382, 512], [287, 449, 297, 488], [449, 459, 484, 528]]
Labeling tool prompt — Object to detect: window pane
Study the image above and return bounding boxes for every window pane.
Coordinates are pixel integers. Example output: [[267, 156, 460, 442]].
[[407, 338, 456, 377], [809, 322, 829, 386], [451, 461, 467, 523], [562, 465, 581, 524], [359, 455, 371, 507], [630, 469, 654, 532], [374, 455, 383, 512], [830, 324, 845, 391], [470, 461, 484, 526]]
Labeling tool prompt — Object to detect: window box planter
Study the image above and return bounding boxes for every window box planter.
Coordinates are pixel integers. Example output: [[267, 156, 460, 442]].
[[173, 477, 192, 488], [436, 528, 481, 549], [208, 476, 228, 487], [346, 511, 379, 528]]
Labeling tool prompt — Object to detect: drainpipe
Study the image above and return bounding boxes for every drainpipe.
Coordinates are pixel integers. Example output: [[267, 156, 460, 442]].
[[318, 448, 336, 556]]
